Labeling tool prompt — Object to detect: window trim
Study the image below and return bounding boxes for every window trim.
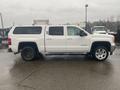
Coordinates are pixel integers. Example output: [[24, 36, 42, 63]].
[[48, 26, 64, 36], [67, 26, 80, 36], [67, 26, 88, 36], [13, 27, 42, 34]]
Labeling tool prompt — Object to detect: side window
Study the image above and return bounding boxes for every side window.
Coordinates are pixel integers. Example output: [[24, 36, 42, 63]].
[[13, 27, 42, 34], [79, 30, 87, 36], [49, 27, 64, 36], [67, 26, 80, 36]]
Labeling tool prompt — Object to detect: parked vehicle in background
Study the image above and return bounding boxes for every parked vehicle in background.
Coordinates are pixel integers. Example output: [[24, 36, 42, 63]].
[[108, 32, 117, 43], [0, 28, 11, 40], [0, 35, 2, 46], [8, 25, 116, 61], [92, 26, 109, 34], [117, 26, 120, 43]]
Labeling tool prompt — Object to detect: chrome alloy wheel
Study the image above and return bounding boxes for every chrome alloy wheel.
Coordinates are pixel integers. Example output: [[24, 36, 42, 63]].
[[95, 48, 107, 60]]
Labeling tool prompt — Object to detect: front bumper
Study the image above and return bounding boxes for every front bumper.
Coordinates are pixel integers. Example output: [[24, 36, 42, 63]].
[[110, 45, 116, 55]]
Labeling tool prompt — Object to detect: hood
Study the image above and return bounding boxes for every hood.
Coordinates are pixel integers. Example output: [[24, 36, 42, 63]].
[[91, 34, 114, 38]]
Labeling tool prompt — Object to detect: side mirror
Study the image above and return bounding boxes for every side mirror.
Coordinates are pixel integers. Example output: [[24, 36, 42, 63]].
[[79, 31, 87, 37]]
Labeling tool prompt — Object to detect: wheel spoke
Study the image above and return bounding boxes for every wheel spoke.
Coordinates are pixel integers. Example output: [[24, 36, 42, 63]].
[[95, 48, 107, 60]]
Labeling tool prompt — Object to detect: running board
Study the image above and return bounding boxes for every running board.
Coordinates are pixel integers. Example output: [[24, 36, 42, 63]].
[[45, 52, 87, 56]]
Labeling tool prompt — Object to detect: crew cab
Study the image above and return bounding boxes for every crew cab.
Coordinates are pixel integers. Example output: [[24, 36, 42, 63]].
[[8, 25, 116, 61]]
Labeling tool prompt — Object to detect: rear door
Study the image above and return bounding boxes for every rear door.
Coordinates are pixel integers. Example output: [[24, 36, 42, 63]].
[[45, 26, 66, 52]]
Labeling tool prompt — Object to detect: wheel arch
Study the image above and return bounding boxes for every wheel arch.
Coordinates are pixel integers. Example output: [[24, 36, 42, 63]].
[[18, 42, 39, 53], [90, 41, 111, 53]]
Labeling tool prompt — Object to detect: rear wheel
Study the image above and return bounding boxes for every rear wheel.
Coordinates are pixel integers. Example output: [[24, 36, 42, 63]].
[[21, 47, 35, 61], [92, 46, 109, 61]]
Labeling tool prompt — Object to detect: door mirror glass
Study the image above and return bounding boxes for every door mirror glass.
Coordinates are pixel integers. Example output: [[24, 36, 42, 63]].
[[79, 30, 87, 37]]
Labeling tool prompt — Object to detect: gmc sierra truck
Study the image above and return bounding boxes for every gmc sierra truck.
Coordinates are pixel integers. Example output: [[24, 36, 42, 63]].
[[8, 25, 116, 61]]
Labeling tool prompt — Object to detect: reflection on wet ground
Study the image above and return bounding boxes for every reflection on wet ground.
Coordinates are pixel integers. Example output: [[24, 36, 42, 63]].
[[0, 49, 120, 90]]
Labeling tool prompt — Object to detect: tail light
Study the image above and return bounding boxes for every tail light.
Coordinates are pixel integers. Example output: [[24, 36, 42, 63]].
[[8, 37, 11, 45]]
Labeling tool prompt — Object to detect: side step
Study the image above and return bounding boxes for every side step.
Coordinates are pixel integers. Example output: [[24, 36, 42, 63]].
[[45, 52, 87, 56]]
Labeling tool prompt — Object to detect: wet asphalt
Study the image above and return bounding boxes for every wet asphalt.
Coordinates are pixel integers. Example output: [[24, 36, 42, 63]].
[[0, 48, 120, 90]]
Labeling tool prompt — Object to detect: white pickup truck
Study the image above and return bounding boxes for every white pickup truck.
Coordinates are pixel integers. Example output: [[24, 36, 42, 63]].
[[8, 25, 116, 61]]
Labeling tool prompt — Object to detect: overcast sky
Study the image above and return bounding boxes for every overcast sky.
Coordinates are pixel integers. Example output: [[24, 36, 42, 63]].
[[0, 0, 120, 27]]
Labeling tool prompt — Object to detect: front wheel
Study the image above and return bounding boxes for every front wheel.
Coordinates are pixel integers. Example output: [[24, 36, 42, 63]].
[[21, 47, 35, 61], [92, 46, 109, 61]]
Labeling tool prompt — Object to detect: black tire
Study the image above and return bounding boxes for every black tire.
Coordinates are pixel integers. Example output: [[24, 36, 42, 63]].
[[35, 52, 44, 60], [21, 47, 35, 61], [92, 46, 109, 61]]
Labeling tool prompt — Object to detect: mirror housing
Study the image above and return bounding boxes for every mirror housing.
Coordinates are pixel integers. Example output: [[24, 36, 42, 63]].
[[79, 31, 87, 37]]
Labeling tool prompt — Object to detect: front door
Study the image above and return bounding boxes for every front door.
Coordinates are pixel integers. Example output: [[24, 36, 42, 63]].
[[66, 26, 90, 53]]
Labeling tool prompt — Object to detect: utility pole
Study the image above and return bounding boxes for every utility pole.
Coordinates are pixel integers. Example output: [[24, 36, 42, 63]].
[[0, 12, 4, 29], [85, 4, 88, 30]]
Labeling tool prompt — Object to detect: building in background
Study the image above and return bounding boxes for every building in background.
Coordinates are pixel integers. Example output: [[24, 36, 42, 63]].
[[33, 19, 49, 25]]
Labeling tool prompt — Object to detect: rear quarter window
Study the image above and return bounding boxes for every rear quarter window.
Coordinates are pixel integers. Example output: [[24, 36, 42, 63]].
[[49, 27, 64, 36], [13, 27, 42, 34]]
